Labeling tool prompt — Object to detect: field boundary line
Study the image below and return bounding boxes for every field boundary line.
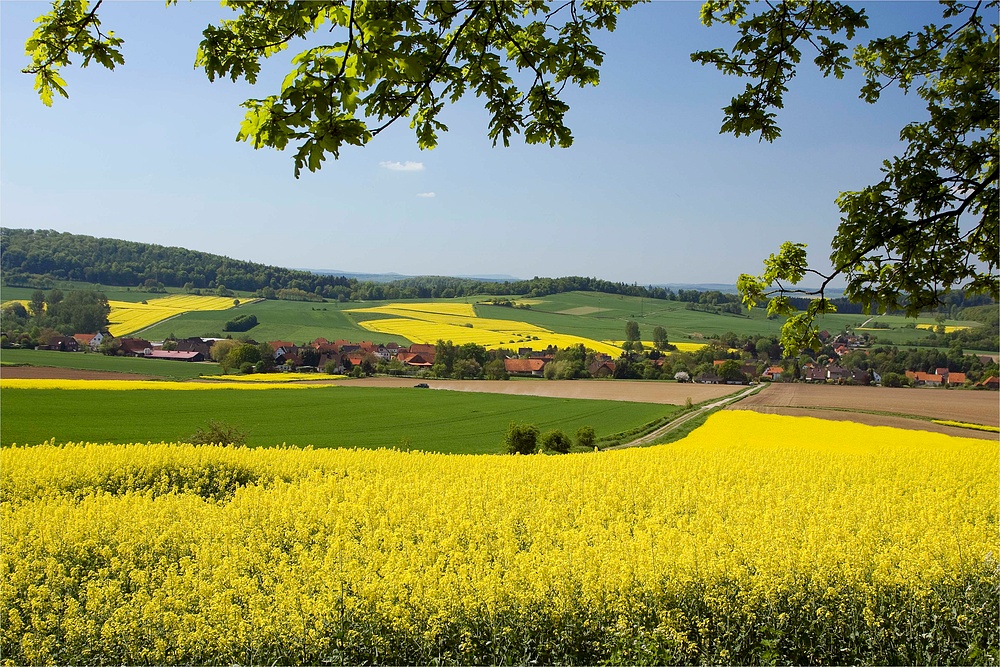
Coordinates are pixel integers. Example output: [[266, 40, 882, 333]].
[[609, 384, 762, 449]]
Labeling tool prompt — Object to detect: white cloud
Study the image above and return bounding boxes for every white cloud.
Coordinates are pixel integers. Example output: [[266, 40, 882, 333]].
[[416, 192, 436, 198], [380, 160, 425, 171]]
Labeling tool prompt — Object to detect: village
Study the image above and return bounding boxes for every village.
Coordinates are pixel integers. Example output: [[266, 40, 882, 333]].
[[35, 330, 1000, 389]]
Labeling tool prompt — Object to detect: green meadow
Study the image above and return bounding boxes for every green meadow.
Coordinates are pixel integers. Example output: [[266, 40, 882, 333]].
[[118, 289, 980, 348], [473, 291, 980, 346], [136, 298, 411, 344], [0, 386, 675, 454]]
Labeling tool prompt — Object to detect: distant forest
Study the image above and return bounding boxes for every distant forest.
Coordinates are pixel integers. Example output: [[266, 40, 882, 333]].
[[1, 228, 993, 315]]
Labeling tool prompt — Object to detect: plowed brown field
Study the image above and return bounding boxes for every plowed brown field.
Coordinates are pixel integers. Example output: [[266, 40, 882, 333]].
[[729, 383, 998, 440], [341, 377, 741, 405]]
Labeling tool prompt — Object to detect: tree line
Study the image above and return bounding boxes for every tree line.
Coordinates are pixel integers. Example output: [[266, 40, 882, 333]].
[[1, 289, 110, 346], [1, 228, 738, 304]]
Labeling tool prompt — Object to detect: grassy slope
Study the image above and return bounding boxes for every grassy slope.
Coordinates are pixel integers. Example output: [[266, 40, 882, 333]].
[[0, 349, 222, 379], [471, 292, 947, 344], [4, 283, 983, 350], [136, 299, 412, 344], [0, 386, 675, 453]]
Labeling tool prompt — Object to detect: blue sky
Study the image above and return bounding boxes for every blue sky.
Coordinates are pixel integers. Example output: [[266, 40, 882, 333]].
[[1, 1, 940, 285]]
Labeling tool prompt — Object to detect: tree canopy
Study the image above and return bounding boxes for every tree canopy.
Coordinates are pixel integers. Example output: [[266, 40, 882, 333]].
[[20, 0, 998, 355], [707, 0, 998, 353]]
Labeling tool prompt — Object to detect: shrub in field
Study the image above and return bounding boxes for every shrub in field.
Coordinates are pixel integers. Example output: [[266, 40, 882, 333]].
[[504, 422, 538, 454], [188, 420, 249, 446], [540, 429, 572, 453], [576, 425, 596, 448]]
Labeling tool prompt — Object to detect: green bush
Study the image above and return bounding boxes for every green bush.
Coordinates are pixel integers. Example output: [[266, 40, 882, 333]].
[[504, 423, 539, 455], [540, 429, 572, 454], [576, 425, 596, 448], [188, 420, 249, 447]]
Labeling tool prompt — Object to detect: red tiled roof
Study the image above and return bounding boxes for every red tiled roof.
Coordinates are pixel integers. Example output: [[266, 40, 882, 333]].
[[397, 352, 433, 366], [946, 372, 966, 384], [505, 358, 547, 373], [143, 350, 203, 361]]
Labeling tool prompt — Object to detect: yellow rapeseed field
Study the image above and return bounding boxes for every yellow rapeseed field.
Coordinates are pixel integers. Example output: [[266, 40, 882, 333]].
[[2, 411, 995, 665], [915, 323, 971, 333], [931, 419, 1000, 433], [602, 340, 709, 352], [0, 379, 328, 390], [200, 374, 348, 382], [107, 295, 243, 337], [349, 302, 623, 356]]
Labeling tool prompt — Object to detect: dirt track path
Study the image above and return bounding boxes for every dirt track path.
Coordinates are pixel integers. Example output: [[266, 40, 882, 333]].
[[609, 385, 761, 449]]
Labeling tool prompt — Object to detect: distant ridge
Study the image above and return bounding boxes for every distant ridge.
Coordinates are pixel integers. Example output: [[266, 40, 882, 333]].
[[653, 283, 847, 299], [303, 269, 522, 284]]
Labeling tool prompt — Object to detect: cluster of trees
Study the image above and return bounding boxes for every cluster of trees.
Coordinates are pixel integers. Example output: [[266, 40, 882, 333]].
[[0, 289, 109, 346], [503, 423, 595, 455], [429, 341, 509, 381], [1, 229, 356, 295], [781, 292, 996, 318], [914, 307, 1000, 353], [840, 346, 998, 383], [223, 313, 258, 332], [210, 340, 276, 374]]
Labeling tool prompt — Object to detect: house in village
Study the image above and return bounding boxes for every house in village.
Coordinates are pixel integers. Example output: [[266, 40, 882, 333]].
[[762, 365, 783, 381], [143, 349, 205, 362], [173, 337, 213, 357], [504, 358, 547, 377], [118, 338, 152, 357], [588, 359, 615, 378], [70, 331, 109, 351], [827, 365, 851, 382], [905, 371, 943, 386], [804, 367, 829, 382]]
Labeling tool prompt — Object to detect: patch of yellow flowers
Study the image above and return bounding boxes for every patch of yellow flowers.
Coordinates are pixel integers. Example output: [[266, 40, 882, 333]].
[[349, 302, 624, 356], [107, 295, 244, 337], [2, 411, 996, 665], [603, 340, 709, 352], [0, 379, 328, 390], [931, 419, 1000, 433], [915, 323, 971, 333], [200, 374, 348, 382]]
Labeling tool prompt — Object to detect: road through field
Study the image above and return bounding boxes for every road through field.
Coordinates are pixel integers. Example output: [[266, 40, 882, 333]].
[[609, 385, 760, 448], [340, 377, 743, 405]]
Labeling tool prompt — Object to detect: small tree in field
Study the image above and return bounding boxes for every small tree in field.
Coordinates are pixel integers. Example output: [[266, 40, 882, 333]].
[[540, 430, 572, 454], [576, 426, 596, 449], [504, 423, 539, 455], [189, 420, 249, 446]]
